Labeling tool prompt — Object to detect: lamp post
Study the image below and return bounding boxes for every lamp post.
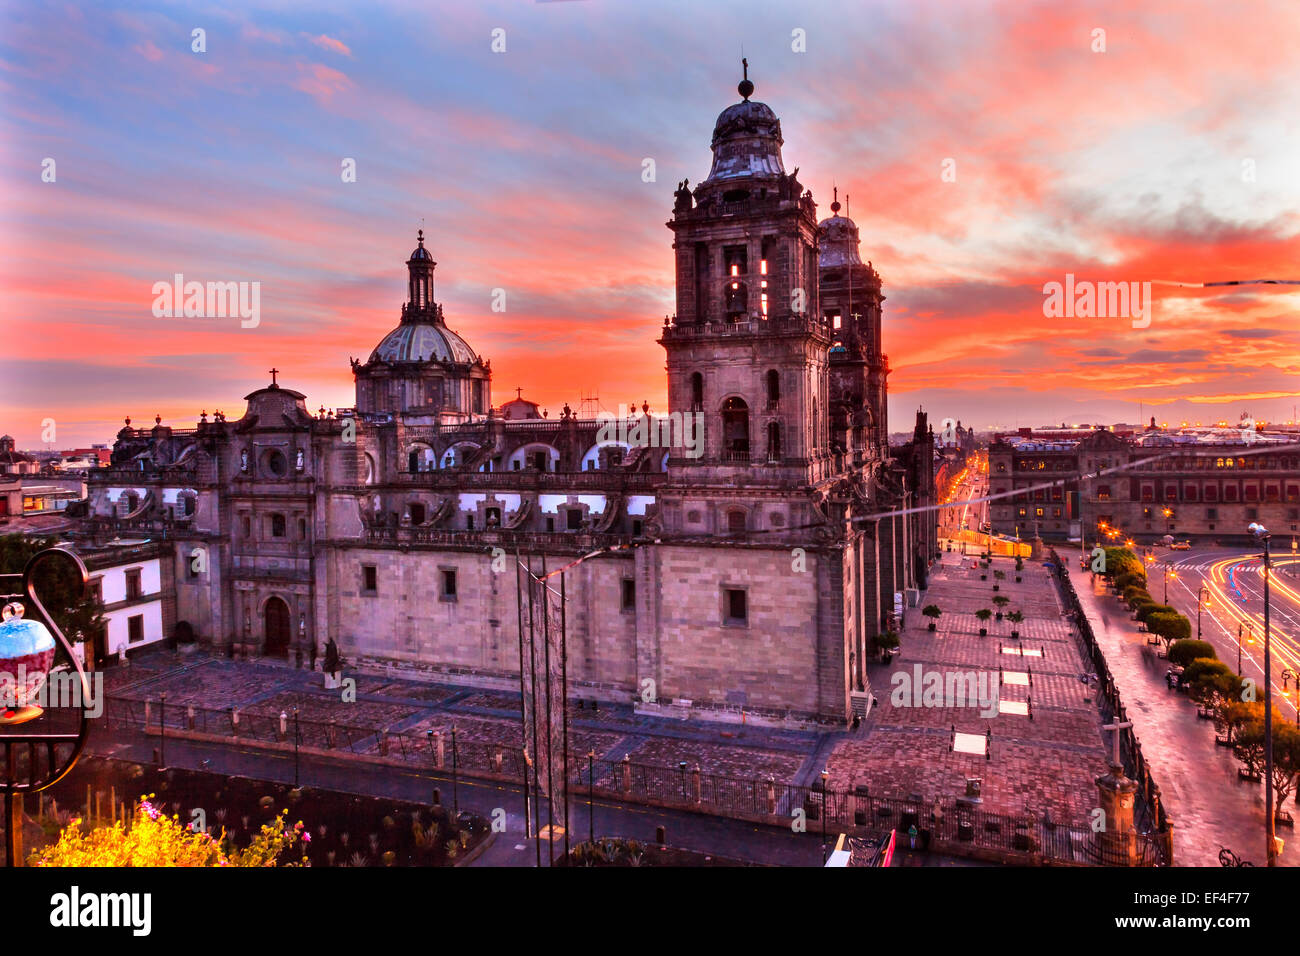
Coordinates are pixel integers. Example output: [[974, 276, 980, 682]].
[[1197, 586, 1210, 640], [159, 692, 166, 768], [1283, 670, 1300, 727], [1249, 522, 1277, 867], [1163, 566, 1177, 604]]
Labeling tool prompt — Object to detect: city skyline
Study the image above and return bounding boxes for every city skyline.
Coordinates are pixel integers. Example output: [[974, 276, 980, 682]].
[[4, 0, 1299, 446]]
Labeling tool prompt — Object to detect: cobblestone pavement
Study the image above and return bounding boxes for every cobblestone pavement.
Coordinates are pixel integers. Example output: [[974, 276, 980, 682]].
[[826, 551, 1112, 822], [103, 550, 1116, 828]]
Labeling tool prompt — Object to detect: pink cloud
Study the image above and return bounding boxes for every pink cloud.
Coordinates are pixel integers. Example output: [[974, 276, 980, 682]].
[[308, 34, 351, 57]]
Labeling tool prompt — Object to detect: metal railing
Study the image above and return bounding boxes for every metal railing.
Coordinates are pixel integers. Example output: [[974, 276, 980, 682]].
[[107, 692, 1167, 865]]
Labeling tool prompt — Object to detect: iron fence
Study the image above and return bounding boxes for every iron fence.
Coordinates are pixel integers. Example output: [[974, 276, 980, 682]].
[[106, 691, 1168, 865]]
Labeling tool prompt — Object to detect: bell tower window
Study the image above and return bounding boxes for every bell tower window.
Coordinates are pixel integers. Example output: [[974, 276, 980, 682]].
[[721, 398, 749, 461]]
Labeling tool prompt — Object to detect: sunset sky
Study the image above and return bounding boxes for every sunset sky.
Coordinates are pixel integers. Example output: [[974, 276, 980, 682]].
[[3, 0, 1298, 447]]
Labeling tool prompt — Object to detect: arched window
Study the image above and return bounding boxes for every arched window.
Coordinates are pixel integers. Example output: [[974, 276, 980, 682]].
[[727, 510, 746, 534], [721, 397, 749, 461], [691, 373, 704, 411], [766, 370, 780, 407]]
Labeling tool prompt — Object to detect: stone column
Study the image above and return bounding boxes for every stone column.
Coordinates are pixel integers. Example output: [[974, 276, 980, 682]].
[[1095, 763, 1139, 865]]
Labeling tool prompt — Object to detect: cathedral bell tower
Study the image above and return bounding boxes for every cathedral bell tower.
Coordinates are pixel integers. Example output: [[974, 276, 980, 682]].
[[659, 63, 833, 487], [819, 190, 889, 464]]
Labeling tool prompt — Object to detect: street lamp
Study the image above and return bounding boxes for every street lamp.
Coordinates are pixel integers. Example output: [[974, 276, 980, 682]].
[[1197, 586, 1210, 640], [1163, 567, 1177, 604], [1283, 670, 1300, 727], [1249, 521, 1277, 867]]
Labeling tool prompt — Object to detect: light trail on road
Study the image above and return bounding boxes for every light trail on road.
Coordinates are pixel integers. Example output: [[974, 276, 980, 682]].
[[1171, 554, 1300, 719]]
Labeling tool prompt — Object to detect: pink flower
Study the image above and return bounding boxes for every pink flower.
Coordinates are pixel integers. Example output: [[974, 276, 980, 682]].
[[302, 833, 311, 843]]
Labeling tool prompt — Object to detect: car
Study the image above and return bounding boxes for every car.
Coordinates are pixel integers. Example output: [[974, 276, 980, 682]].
[[1170, 541, 1191, 550]]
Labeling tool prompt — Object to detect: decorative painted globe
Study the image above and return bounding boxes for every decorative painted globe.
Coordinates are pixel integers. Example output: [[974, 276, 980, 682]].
[[0, 601, 56, 724]]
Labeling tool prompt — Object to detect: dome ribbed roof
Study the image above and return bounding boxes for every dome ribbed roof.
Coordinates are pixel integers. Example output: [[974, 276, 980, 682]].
[[703, 99, 785, 184], [818, 214, 863, 267], [369, 321, 478, 365]]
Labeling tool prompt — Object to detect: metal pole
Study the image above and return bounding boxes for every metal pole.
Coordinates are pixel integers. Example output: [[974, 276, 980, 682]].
[[560, 568, 570, 863], [293, 707, 300, 787], [1263, 536, 1276, 866], [451, 724, 459, 817], [514, 549, 532, 841], [1238, 623, 1243, 675], [588, 749, 595, 846], [526, 556, 542, 869], [541, 553, 554, 866], [159, 693, 166, 768]]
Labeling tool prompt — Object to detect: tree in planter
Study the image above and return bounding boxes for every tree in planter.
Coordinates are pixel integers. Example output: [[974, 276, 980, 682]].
[[1228, 700, 1289, 778], [1136, 603, 1177, 626], [1006, 610, 1024, 638], [872, 631, 900, 663], [1218, 699, 1260, 747], [1185, 658, 1239, 719], [1123, 585, 1152, 608], [974, 608, 993, 636], [992, 570, 1006, 592], [1167, 639, 1217, 668], [992, 595, 1010, 619], [1270, 723, 1300, 825], [922, 605, 942, 631], [1147, 611, 1191, 653], [1233, 718, 1267, 781]]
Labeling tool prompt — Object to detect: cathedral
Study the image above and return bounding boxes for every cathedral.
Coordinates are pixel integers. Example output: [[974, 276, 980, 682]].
[[84, 70, 937, 727]]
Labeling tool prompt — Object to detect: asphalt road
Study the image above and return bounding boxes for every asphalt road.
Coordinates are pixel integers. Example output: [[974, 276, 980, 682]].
[[1147, 543, 1300, 721]]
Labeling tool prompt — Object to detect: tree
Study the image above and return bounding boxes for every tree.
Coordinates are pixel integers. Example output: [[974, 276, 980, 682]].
[[1137, 603, 1177, 625], [1123, 585, 1151, 606], [922, 605, 942, 630], [974, 608, 993, 635], [1272, 722, 1300, 822], [992, 595, 1010, 615], [872, 631, 899, 662], [0, 535, 103, 646], [33, 796, 308, 867], [1168, 640, 1217, 668], [1147, 612, 1191, 646]]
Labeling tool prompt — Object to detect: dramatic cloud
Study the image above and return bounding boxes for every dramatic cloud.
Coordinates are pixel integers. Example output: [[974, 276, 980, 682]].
[[2, 0, 1297, 446]]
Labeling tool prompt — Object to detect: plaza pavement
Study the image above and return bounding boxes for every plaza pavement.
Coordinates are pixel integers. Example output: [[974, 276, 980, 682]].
[[99, 549, 1115, 829]]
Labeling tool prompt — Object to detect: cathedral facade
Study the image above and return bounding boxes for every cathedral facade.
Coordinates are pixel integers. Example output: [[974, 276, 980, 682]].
[[83, 73, 936, 726]]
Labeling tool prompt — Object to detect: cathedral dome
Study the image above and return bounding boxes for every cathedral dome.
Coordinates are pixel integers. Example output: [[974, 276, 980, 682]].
[[369, 320, 478, 365], [704, 99, 785, 183], [818, 197, 863, 267]]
